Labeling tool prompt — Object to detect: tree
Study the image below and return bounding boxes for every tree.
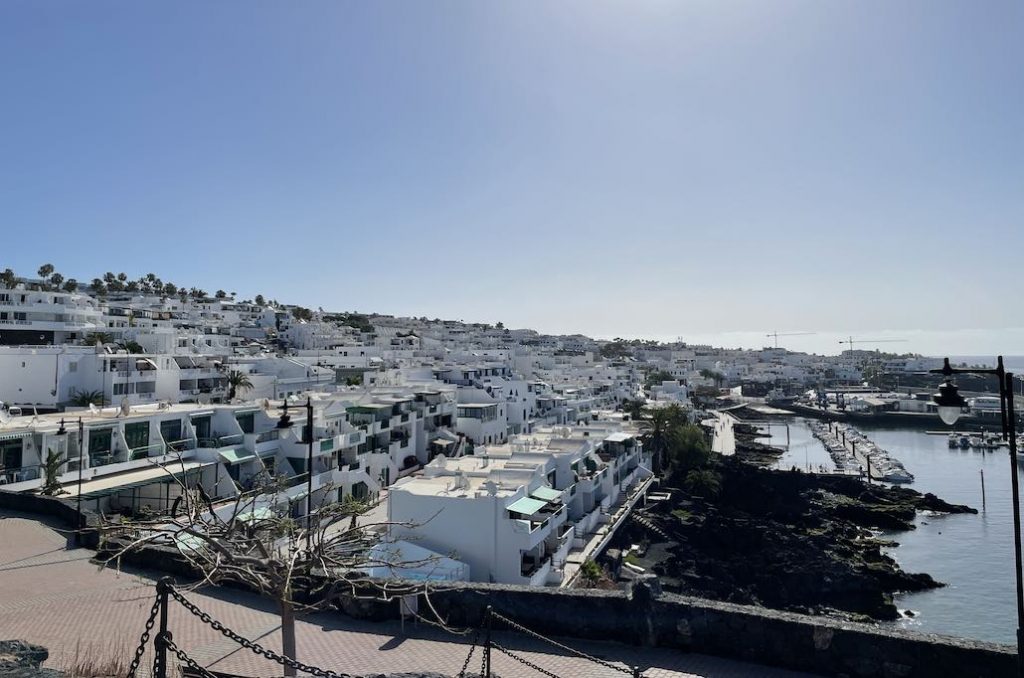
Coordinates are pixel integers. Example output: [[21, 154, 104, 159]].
[[69, 389, 106, 407], [495, 321, 504, 330], [621, 399, 647, 422], [49, 273, 64, 290], [118, 341, 144, 354], [84, 332, 114, 346], [215, 290, 227, 299], [699, 369, 725, 388], [37, 263, 55, 280], [41, 448, 66, 496], [99, 474, 433, 676], [644, 370, 675, 390], [255, 294, 266, 306], [62, 278, 79, 293], [125, 280, 140, 293], [164, 282, 178, 297], [0, 268, 16, 288], [684, 468, 722, 499], [226, 370, 253, 401]]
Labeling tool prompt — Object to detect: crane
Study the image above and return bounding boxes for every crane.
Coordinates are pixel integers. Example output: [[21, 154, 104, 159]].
[[838, 336, 908, 352], [765, 331, 816, 349]]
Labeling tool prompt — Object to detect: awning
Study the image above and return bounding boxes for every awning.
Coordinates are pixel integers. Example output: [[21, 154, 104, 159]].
[[506, 496, 547, 516], [68, 460, 215, 499], [529, 486, 562, 502], [218, 448, 256, 464], [0, 432, 26, 442], [237, 506, 274, 524]]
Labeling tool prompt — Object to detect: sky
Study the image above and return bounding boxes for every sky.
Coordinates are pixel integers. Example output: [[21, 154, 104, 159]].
[[2, 1, 1022, 356]]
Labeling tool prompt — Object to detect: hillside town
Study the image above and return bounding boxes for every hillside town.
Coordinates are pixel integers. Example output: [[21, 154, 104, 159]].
[[0, 267, 1005, 593]]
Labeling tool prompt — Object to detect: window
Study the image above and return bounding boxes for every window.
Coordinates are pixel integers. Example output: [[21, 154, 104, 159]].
[[236, 412, 255, 434], [88, 429, 112, 455], [125, 422, 150, 452], [1, 439, 23, 470], [160, 419, 182, 444]]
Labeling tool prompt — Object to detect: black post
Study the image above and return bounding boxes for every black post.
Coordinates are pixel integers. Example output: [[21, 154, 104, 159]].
[[154, 577, 172, 678], [306, 397, 314, 552], [1003, 369, 1024, 678], [633, 666, 642, 678], [483, 605, 492, 678], [76, 418, 84, 545]]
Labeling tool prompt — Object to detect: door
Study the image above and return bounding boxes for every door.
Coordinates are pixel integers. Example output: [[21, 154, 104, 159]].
[[125, 422, 150, 459]]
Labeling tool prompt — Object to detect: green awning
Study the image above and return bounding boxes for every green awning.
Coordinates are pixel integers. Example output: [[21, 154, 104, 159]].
[[529, 486, 562, 502], [218, 447, 256, 464], [237, 506, 274, 523], [506, 496, 547, 516]]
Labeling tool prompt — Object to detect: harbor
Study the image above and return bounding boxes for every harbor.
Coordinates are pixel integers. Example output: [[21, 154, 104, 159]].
[[771, 418, 1024, 644], [809, 421, 914, 483]]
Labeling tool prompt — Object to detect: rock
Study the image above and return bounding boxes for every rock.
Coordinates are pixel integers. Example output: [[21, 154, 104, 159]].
[[612, 457, 960, 622]]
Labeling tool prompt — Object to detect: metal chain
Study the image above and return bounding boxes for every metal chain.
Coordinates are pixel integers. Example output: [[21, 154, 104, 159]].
[[489, 610, 635, 675], [491, 642, 563, 678], [127, 590, 162, 678], [167, 586, 355, 678], [456, 623, 482, 678], [163, 636, 220, 678]]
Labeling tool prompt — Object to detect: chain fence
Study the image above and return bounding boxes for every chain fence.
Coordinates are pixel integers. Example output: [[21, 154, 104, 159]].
[[131, 578, 648, 678]]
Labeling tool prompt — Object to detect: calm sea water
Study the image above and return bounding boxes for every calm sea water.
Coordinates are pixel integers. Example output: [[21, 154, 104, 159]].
[[767, 418, 1022, 644]]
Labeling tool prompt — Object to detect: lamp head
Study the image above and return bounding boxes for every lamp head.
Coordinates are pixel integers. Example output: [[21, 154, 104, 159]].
[[933, 378, 966, 426], [276, 400, 293, 429]]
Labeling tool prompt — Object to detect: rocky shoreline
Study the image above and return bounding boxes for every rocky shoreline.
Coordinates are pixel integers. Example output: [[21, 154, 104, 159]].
[[609, 457, 976, 622]]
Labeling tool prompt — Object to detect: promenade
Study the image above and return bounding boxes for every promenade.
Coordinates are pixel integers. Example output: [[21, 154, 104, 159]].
[[0, 511, 814, 678]]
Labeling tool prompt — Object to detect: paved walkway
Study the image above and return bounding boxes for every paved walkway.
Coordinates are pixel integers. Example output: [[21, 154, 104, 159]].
[[0, 511, 816, 678]]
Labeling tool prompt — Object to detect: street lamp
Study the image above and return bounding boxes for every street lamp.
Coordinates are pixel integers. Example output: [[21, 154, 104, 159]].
[[304, 396, 314, 550], [76, 417, 84, 546], [932, 356, 1022, 675]]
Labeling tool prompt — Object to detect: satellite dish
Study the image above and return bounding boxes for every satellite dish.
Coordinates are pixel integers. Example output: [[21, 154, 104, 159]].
[[88, 403, 100, 415], [120, 398, 132, 417], [197, 393, 211, 405], [262, 398, 271, 411]]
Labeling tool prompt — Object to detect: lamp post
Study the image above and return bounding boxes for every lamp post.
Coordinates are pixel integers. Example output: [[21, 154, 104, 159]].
[[932, 356, 1022, 675], [76, 417, 84, 546], [304, 396, 314, 551]]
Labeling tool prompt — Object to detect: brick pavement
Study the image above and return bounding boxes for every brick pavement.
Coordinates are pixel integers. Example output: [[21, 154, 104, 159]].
[[0, 512, 816, 678]]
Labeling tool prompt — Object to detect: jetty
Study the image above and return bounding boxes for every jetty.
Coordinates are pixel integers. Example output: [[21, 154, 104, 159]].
[[810, 422, 914, 483]]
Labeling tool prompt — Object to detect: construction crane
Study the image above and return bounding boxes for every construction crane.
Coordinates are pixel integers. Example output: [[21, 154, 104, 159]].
[[838, 336, 908, 352], [765, 331, 816, 348]]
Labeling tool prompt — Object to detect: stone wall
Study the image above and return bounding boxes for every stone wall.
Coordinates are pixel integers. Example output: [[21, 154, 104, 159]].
[[420, 580, 1015, 678]]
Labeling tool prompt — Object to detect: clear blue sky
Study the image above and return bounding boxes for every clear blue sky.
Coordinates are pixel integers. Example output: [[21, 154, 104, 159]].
[[2, 1, 1021, 354]]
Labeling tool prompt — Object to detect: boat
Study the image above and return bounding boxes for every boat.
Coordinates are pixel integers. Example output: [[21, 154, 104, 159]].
[[969, 436, 984, 449], [948, 433, 960, 448]]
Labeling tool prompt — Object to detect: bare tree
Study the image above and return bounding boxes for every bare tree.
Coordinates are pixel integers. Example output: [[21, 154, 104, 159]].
[[98, 466, 441, 676]]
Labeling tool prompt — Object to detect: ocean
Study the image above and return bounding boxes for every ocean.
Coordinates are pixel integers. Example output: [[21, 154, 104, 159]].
[[769, 419, 1023, 645]]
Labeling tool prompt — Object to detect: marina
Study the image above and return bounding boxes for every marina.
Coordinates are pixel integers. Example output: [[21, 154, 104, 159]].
[[809, 421, 914, 483]]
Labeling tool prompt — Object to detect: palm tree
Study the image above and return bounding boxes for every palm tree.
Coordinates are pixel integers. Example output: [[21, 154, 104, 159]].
[[226, 370, 254, 401], [41, 447, 66, 496], [84, 332, 114, 346], [69, 389, 106, 407], [118, 340, 144, 354], [63, 278, 79, 293], [37, 263, 55, 280]]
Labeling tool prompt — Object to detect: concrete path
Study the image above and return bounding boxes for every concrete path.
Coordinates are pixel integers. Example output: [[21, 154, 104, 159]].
[[0, 511, 817, 678]]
